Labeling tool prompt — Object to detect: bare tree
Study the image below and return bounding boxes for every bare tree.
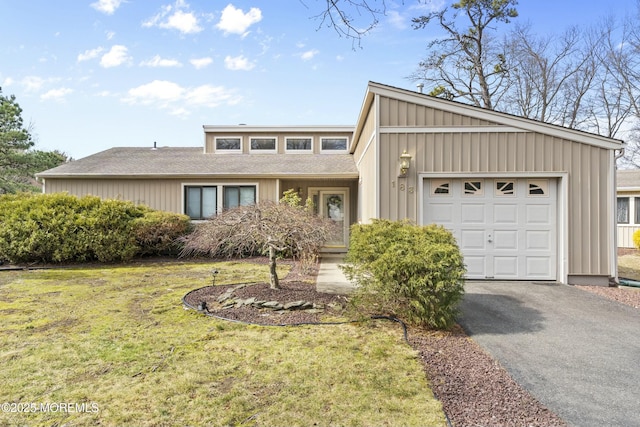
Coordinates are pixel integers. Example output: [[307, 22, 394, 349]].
[[180, 201, 337, 289], [410, 0, 518, 109]]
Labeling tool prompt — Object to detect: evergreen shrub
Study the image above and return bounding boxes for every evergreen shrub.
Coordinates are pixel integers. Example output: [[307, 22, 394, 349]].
[[342, 219, 466, 329], [0, 193, 190, 263]]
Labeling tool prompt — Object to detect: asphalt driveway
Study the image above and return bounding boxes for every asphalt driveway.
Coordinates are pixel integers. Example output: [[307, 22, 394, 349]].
[[458, 281, 640, 427]]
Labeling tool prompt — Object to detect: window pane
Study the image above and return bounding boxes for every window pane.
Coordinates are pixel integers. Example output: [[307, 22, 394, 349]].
[[202, 187, 217, 218], [618, 197, 630, 223], [250, 138, 276, 150], [186, 187, 201, 219], [286, 138, 312, 150], [240, 187, 255, 205], [321, 138, 347, 150], [224, 187, 240, 209], [636, 198, 640, 224], [216, 138, 241, 150]]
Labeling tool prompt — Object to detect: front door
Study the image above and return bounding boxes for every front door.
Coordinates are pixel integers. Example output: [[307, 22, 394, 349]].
[[315, 189, 349, 249]]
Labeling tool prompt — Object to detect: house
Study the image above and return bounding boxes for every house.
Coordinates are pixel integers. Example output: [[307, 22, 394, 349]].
[[616, 169, 640, 248], [37, 81, 623, 285]]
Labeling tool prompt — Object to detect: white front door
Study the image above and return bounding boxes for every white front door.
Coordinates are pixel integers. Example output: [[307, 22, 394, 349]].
[[423, 178, 557, 280], [315, 189, 349, 249]]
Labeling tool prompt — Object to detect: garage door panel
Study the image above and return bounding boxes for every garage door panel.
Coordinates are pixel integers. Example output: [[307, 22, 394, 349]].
[[526, 230, 552, 250], [460, 230, 486, 250], [494, 230, 518, 250], [494, 204, 518, 223], [461, 203, 486, 223], [424, 178, 557, 280], [526, 257, 553, 277], [429, 204, 455, 224], [464, 256, 486, 277], [526, 204, 552, 224], [493, 256, 518, 276]]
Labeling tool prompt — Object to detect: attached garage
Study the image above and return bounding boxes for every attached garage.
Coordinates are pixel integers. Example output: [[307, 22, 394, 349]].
[[423, 177, 557, 280], [352, 82, 623, 285]]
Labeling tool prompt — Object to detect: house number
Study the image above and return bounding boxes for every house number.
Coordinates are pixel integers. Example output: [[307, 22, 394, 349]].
[[399, 183, 405, 191], [408, 186, 414, 193]]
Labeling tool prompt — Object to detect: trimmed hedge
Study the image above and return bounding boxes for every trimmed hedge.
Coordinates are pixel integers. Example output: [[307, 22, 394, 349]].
[[0, 193, 191, 263], [342, 219, 466, 329]]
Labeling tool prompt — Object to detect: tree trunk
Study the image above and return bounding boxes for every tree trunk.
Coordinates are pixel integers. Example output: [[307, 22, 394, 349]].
[[268, 246, 280, 289]]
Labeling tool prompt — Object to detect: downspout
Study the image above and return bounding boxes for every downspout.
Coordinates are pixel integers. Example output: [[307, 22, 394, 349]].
[[613, 147, 625, 284]]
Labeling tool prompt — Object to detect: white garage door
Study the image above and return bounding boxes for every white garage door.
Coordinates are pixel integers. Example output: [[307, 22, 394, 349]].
[[423, 178, 557, 280]]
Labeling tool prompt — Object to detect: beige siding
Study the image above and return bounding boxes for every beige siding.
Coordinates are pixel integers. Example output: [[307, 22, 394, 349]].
[[379, 96, 499, 127], [205, 131, 353, 154], [44, 178, 279, 214], [279, 179, 358, 226], [376, 129, 614, 277], [353, 102, 377, 223]]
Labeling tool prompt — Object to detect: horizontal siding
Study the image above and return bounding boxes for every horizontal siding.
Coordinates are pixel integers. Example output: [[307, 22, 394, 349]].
[[377, 131, 613, 276], [44, 178, 278, 214]]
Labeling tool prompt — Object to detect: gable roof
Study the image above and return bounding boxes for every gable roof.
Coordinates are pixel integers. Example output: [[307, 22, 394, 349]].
[[353, 81, 623, 151], [37, 147, 359, 179]]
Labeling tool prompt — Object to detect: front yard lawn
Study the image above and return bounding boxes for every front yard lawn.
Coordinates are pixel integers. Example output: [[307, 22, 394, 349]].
[[0, 261, 446, 427]]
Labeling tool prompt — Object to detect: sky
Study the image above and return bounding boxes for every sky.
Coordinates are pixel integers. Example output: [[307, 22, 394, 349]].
[[1, 0, 638, 160]]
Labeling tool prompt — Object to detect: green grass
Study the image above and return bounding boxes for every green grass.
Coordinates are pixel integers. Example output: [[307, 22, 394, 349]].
[[619, 253, 640, 281], [0, 260, 446, 427]]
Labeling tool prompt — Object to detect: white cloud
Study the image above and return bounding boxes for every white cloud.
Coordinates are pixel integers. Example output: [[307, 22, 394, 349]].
[[2, 77, 15, 87], [216, 4, 262, 37], [21, 76, 46, 92], [140, 55, 182, 67], [91, 0, 124, 15], [77, 47, 104, 62], [123, 80, 184, 106], [100, 45, 131, 68], [300, 49, 319, 61], [224, 55, 255, 71], [122, 80, 241, 114], [387, 10, 407, 30], [190, 57, 213, 69], [143, 1, 202, 34], [336, 55, 344, 61], [40, 87, 73, 101], [106, 31, 116, 40]]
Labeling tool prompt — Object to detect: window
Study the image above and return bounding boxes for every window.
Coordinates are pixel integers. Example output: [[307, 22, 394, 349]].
[[495, 181, 515, 196], [430, 180, 450, 195], [635, 198, 640, 224], [285, 137, 313, 152], [528, 180, 548, 196], [463, 180, 484, 195], [320, 137, 348, 152], [618, 197, 630, 224], [223, 186, 256, 209], [250, 137, 277, 153], [184, 185, 256, 219], [215, 137, 241, 152], [185, 186, 217, 220]]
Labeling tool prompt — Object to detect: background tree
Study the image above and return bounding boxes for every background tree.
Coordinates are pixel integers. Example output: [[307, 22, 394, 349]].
[[0, 87, 67, 193], [410, 0, 518, 109], [180, 195, 337, 289]]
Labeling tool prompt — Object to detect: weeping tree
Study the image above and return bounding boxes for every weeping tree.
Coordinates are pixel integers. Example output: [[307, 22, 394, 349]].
[[180, 195, 338, 289]]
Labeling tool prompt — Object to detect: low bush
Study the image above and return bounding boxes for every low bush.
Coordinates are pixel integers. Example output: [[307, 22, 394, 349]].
[[633, 229, 640, 250], [132, 210, 192, 256], [342, 219, 466, 329], [0, 193, 190, 263]]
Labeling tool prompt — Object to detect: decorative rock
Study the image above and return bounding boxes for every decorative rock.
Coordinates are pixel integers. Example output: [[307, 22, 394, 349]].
[[283, 300, 307, 310], [261, 301, 284, 310], [303, 308, 324, 314]]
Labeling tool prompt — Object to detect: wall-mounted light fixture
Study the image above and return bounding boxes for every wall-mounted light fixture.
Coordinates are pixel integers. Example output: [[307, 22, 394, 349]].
[[399, 150, 412, 177]]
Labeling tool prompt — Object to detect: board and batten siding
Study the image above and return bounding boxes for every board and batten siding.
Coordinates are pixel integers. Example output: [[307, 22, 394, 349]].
[[371, 95, 615, 280], [43, 178, 279, 214], [353, 101, 378, 223]]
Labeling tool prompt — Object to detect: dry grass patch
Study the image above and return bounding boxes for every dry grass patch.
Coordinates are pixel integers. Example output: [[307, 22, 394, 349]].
[[619, 252, 640, 281], [0, 261, 445, 427]]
